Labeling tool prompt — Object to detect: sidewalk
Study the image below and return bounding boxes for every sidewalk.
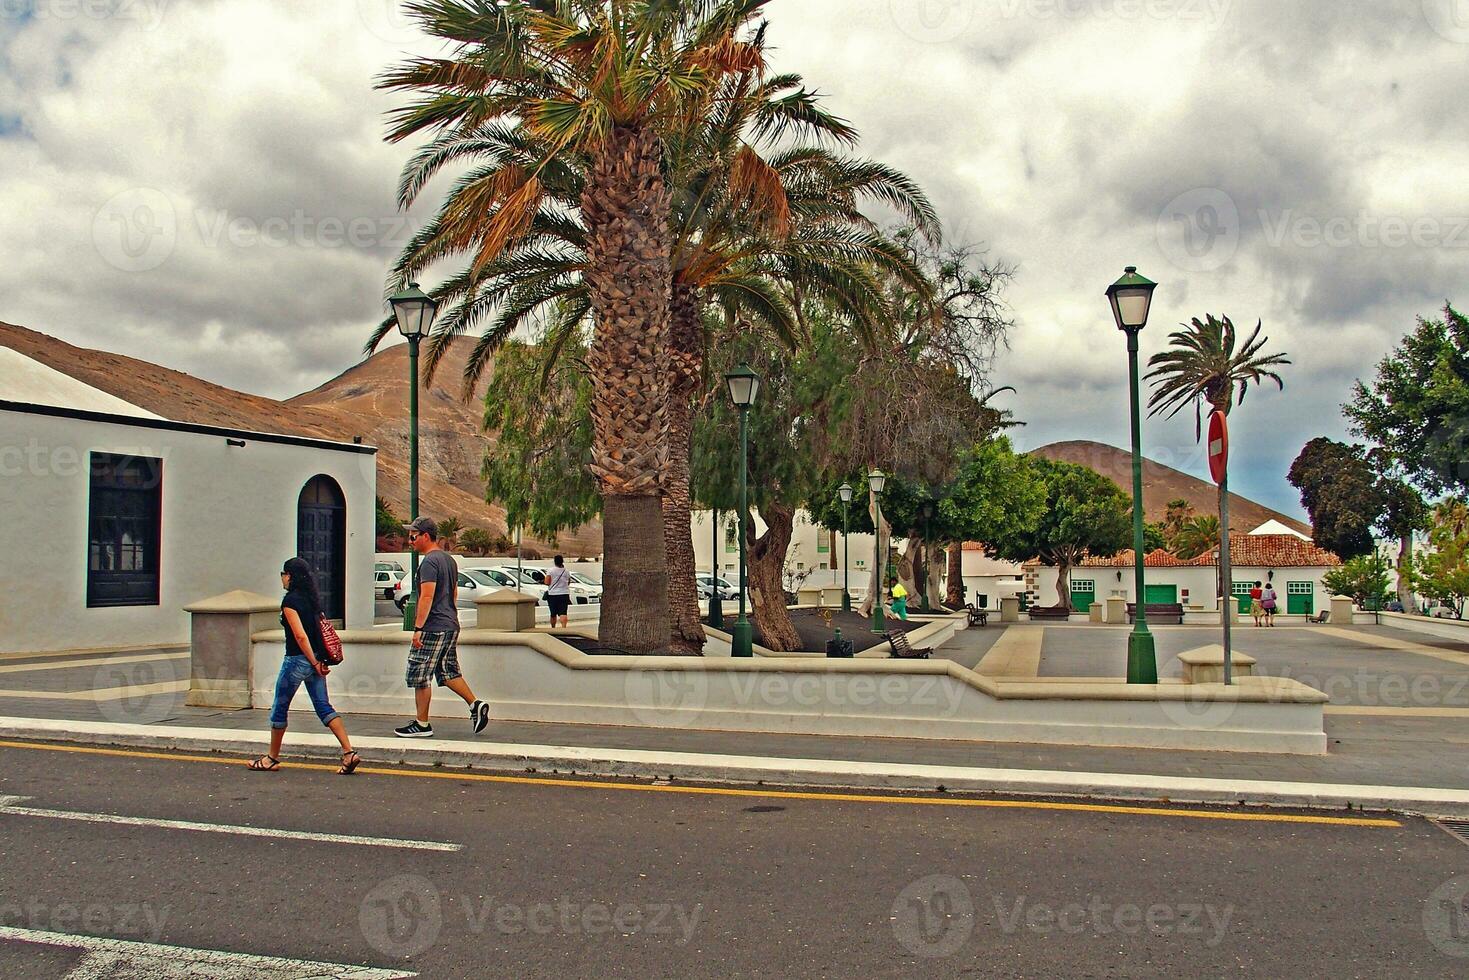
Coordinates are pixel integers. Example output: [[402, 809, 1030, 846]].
[[3, 631, 1469, 816]]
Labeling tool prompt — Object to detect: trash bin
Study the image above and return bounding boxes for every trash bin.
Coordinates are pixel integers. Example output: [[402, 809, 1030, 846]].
[[826, 628, 854, 658]]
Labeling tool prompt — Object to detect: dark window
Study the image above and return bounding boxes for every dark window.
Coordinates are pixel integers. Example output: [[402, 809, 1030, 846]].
[[87, 453, 162, 607]]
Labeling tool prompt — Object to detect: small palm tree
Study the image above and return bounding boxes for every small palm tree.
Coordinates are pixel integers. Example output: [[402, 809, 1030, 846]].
[[1171, 515, 1221, 561], [1148, 314, 1288, 610]]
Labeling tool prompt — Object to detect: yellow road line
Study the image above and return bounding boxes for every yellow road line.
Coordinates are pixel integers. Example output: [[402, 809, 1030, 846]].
[[0, 739, 1401, 828]]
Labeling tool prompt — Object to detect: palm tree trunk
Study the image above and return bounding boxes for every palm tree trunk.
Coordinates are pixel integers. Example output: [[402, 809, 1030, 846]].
[[748, 502, 801, 651], [662, 283, 705, 655], [946, 543, 965, 607], [582, 124, 672, 654]]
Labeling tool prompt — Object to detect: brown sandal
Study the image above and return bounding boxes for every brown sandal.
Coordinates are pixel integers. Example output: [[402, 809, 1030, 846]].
[[248, 755, 280, 772], [338, 751, 362, 775]]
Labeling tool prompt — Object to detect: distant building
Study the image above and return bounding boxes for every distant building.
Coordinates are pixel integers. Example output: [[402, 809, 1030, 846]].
[[1, 349, 376, 654]]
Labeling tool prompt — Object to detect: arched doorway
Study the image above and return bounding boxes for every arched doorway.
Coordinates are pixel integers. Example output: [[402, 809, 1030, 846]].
[[297, 475, 346, 622]]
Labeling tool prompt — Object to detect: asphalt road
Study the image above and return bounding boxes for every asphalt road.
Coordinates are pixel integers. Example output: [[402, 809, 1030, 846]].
[[1, 742, 1468, 978]]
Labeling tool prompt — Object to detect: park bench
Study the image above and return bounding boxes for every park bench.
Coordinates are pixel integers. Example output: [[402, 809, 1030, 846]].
[[965, 604, 989, 627], [886, 630, 932, 660], [1307, 609, 1331, 625], [1027, 606, 1072, 621], [1126, 603, 1185, 625]]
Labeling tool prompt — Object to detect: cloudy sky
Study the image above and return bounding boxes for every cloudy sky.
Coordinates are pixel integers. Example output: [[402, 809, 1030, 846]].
[[2, 0, 1467, 518]]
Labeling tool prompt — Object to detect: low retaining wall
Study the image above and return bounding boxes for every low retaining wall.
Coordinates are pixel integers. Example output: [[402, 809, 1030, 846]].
[[247, 629, 1327, 754]]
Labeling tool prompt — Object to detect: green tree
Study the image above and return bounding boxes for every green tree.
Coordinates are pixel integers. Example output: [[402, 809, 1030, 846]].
[[459, 527, 494, 556], [1162, 497, 1194, 546], [1346, 305, 1469, 495], [435, 517, 462, 550], [1323, 553, 1392, 610], [1287, 437, 1384, 559], [1377, 477, 1428, 610], [375, 496, 402, 539], [1172, 515, 1221, 561], [1414, 501, 1469, 617], [988, 457, 1132, 612], [377, 0, 779, 654], [938, 438, 1045, 605]]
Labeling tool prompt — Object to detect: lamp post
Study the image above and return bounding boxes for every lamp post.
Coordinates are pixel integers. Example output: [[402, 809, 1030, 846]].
[[1106, 266, 1159, 684], [920, 500, 935, 611], [868, 469, 887, 633], [725, 364, 760, 658], [838, 483, 853, 613], [708, 509, 724, 629], [389, 281, 438, 631]]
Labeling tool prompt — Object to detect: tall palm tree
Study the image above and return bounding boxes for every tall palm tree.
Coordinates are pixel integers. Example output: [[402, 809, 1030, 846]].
[[376, 0, 774, 653], [374, 17, 934, 652], [1147, 314, 1289, 610]]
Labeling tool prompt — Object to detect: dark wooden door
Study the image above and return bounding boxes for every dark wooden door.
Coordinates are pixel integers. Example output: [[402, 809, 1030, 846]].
[[297, 476, 346, 621]]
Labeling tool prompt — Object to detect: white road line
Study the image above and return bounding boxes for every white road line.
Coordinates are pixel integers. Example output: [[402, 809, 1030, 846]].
[[0, 925, 415, 979], [0, 796, 462, 852], [0, 652, 189, 675]]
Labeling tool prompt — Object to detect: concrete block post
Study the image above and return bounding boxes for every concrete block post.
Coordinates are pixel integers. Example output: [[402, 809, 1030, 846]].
[[185, 590, 281, 709], [1330, 595, 1355, 625], [1105, 596, 1128, 625], [476, 590, 539, 631], [1000, 596, 1021, 623]]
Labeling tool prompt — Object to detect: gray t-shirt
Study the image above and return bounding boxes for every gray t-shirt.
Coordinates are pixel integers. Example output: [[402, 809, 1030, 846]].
[[545, 566, 572, 596], [417, 549, 460, 632]]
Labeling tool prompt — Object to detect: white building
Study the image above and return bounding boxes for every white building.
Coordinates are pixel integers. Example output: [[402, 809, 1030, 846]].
[[691, 509, 876, 593], [1, 350, 377, 654]]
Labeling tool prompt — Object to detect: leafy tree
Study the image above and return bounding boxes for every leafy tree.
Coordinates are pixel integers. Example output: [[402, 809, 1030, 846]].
[[938, 438, 1045, 605], [1287, 437, 1383, 559], [1413, 501, 1469, 617], [435, 517, 462, 550], [376, 0, 782, 654], [1377, 477, 1429, 610], [459, 527, 494, 556], [375, 496, 402, 539], [1346, 305, 1469, 495], [1172, 515, 1221, 561], [1162, 498, 1194, 546], [1140, 518, 1167, 554], [1323, 553, 1392, 610], [481, 339, 600, 542], [989, 457, 1132, 611]]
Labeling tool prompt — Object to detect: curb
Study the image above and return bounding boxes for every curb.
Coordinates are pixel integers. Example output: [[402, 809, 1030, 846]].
[[3, 717, 1468, 817]]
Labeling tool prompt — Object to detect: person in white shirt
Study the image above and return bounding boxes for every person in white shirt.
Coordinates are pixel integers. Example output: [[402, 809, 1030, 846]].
[[545, 554, 573, 628]]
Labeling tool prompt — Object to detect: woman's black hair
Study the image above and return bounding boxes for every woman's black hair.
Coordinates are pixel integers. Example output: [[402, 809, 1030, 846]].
[[554, 555, 565, 567], [282, 557, 322, 616]]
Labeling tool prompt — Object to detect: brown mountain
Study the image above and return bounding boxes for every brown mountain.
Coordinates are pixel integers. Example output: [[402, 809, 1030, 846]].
[[0, 320, 602, 557], [1030, 440, 1311, 536]]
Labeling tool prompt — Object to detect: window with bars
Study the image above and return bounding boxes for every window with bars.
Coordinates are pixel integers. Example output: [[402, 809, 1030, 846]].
[[1232, 582, 1254, 595], [1287, 582, 1314, 595], [87, 453, 163, 608]]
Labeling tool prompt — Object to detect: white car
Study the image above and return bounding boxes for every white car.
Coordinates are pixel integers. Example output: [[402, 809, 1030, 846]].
[[697, 574, 738, 601], [568, 571, 603, 604], [483, 567, 548, 602], [374, 567, 402, 600], [393, 568, 503, 611]]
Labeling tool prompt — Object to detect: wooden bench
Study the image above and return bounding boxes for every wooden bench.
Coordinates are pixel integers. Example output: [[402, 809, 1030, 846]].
[[965, 604, 989, 627], [1125, 603, 1185, 625], [886, 630, 932, 659], [1026, 606, 1072, 621], [1307, 609, 1331, 624]]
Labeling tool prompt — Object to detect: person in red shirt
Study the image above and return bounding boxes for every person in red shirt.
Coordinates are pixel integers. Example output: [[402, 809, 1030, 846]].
[[1249, 582, 1264, 627]]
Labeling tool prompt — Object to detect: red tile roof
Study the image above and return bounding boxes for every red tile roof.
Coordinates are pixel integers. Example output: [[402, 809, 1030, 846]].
[[1079, 548, 1215, 569], [1225, 534, 1341, 568]]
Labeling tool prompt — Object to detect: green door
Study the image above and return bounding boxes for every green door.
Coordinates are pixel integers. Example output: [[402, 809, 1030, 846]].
[[1287, 582, 1314, 615], [1070, 579, 1096, 612], [1232, 582, 1254, 613], [1144, 584, 1178, 605]]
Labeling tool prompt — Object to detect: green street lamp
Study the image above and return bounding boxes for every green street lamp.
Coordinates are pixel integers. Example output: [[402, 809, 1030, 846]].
[[708, 509, 724, 629], [838, 482, 854, 613], [390, 281, 438, 631], [868, 468, 887, 634], [725, 364, 760, 658], [1106, 266, 1159, 683]]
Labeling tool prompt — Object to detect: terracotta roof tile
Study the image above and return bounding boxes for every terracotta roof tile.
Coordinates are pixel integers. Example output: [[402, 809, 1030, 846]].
[[1078, 548, 1215, 568], [1225, 534, 1341, 568]]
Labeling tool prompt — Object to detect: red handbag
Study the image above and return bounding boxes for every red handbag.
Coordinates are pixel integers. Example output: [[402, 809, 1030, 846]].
[[317, 614, 345, 665]]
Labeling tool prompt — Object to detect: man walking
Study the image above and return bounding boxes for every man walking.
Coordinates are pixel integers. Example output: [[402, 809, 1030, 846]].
[[395, 517, 490, 738]]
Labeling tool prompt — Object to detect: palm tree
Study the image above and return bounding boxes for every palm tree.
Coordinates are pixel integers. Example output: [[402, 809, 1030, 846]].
[[1147, 314, 1289, 610], [376, 0, 775, 653], [1171, 514, 1221, 561], [375, 13, 934, 652]]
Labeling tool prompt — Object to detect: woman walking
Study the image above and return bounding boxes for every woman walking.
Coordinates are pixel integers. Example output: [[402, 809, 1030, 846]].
[[1260, 582, 1279, 628], [545, 555, 573, 629], [1249, 581, 1264, 627], [250, 557, 361, 774]]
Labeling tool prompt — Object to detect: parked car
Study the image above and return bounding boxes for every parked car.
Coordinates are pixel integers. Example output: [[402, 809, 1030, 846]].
[[482, 567, 549, 602], [696, 573, 738, 600], [374, 567, 403, 600], [1426, 604, 1461, 619], [393, 568, 504, 611], [569, 572, 603, 602]]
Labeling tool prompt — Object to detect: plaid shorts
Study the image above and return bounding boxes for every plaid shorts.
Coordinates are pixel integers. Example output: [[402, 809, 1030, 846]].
[[406, 630, 462, 689]]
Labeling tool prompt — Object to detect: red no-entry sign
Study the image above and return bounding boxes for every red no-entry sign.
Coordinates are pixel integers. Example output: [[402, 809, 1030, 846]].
[[1208, 410, 1229, 485]]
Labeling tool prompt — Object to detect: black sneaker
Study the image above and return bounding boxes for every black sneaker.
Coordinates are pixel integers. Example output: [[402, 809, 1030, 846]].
[[394, 720, 434, 739], [471, 700, 490, 735]]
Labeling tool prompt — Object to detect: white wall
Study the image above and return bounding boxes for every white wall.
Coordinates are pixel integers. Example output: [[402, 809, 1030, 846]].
[[1029, 565, 1219, 609], [1, 407, 375, 653]]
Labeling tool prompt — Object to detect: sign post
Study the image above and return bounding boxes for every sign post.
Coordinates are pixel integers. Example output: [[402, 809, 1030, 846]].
[[1208, 410, 1233, 685]]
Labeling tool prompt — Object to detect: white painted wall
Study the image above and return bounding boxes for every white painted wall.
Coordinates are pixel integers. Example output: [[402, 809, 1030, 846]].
[[0, 407, 375, 653], [1028, 565, 1219, 609]]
